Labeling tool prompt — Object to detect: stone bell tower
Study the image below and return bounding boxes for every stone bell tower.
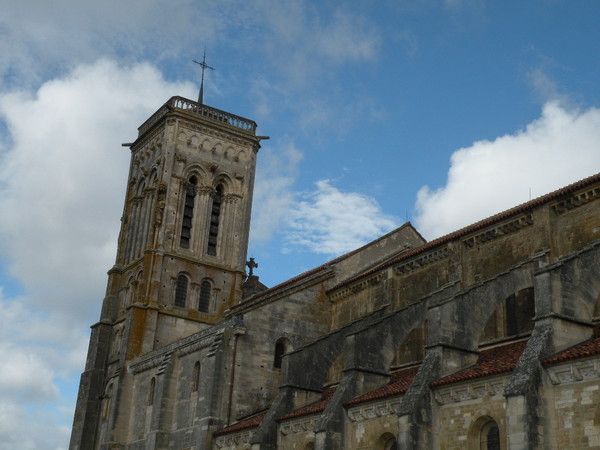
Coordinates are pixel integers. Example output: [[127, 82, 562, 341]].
[[113, 96, 265, 354], [70, 96, 266, 449]]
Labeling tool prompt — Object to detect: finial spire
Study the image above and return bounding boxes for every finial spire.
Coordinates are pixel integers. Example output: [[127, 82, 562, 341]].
[[246, 257, 258, 277], [193, 48, 215, 105]]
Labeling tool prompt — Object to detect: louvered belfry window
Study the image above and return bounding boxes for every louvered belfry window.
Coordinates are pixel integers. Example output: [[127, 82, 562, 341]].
[[207, 185, 222, 256], [180, 177, 197, 249]]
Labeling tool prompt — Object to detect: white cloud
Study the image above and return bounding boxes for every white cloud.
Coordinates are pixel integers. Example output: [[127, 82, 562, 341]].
[[0, 400, 70, 450], [414, 101, 600, 239], [251, 139, 303, 242], [284, 179, 398, 255], [0, 58, 194, 318], [0, 0, 221, 88], [0, 59, 194, 449]]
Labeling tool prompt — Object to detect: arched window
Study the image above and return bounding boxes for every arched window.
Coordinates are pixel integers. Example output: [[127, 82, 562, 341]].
[[481, 288, 535, 343], [192, 361, 201, 392], [378, 432, 398, 450], [175, 274, 188, 308], [273, 338, 290, 369], [480, 421, 500, 450], [198, 280, 212, 313], [207, 185, 223, 256], [392, 323, 427, 367], [385, 437, 398, 450], [180, 176, 197, 249], [148, 377, 156, 406], [469, 416, 501, 450]]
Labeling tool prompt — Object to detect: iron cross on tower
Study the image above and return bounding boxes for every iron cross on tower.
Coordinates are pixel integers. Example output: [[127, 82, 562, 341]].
[[193, 49, 215, 105]]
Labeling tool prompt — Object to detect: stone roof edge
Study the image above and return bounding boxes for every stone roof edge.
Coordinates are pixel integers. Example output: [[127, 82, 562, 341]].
[[213, 411, 267, 437], [129, 316, 242, 372], [229, 222, 416, 312], [328, 171, 600, 294], [227, 267, 335, 315]]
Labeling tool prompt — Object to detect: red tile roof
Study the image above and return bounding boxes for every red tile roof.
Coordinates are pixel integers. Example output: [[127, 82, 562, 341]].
[[276, 386, 338, 422], [329, 171, 600, 294], [213, 412, 266, 437], [543, 325, 600, 366], [431, 340, 528, 387], [345, 365, 420, 407]]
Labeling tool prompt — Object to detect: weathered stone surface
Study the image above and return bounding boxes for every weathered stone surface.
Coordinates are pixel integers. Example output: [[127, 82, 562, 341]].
[[70, 96, 600, 449]]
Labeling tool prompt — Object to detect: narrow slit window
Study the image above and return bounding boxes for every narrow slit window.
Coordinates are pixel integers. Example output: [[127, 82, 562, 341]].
[[207, 185, 223, 256], [273, 338, 289, 369], [180, 176, 197, 249], [192, 361, 201, 392], [174, 275, 188, 308], [148, 378, 155, 406], [198, 280, 211, 313]]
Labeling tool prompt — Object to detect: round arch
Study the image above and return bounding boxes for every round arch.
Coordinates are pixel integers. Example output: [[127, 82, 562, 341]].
[[378, 432, 398, 450], [467, 415, 502, 450], [182, 164, 209, 185]]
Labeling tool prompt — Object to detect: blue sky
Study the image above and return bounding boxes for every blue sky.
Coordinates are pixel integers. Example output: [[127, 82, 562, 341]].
[[1, 1, 600, 448]]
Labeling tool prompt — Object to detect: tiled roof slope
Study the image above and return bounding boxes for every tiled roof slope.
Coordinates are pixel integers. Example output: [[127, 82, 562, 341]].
[[276, 386, 338, 422], [543, 324, 600, 366], [213, 412, 266, 437], [329, 171, 600, 294], [431, 340, 528, 387], [345, 365, 419, 407]]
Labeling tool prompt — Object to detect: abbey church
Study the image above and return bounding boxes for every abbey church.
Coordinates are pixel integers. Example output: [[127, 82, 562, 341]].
[[70, 93, 600, 450]]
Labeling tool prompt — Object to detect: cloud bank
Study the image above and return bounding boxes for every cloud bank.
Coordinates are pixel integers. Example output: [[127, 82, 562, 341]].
[[284, 179, 398, 255], [414, 101, 600, 239], [0, 59, 193, 448]]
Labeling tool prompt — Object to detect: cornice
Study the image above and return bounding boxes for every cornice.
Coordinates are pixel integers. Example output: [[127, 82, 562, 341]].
[[546, 358, 600, 385], [214, 429, 254, 448], [346, 397, 402, 423], [551, 184, 600, 215], [394, 246, 450, 274], [329, 272, 387, 303], [463, 214, 533, 248], [279, 415, 319, 435], [433, 376, 507, 405]]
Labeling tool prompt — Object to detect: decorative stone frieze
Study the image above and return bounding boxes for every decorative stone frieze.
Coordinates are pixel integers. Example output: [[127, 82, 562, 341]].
[[433, 378, 507, 405], [546, 359, 600, 385], [329, 273, 386, 303], [131, 351, 173, 374], [214, 429, 254, 448], [394, 247, 450, 274], [463, 214, 533, 247], [279, 416, 319, 435], [551, 186, 600, 214], [346, 398, 402, 422]]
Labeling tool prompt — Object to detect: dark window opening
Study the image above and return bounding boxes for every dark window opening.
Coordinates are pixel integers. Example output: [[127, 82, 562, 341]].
[[180, 177, 197, 248], [273, 340, 287, 369], [207, 185, 223, 256], [192, 362, 201, 392], [198, 280, 211, 313], [481, 288, 535, 343], [175, 275, 188, 308], [486, 425, 500, 450], [148, 378, 155, 406]]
